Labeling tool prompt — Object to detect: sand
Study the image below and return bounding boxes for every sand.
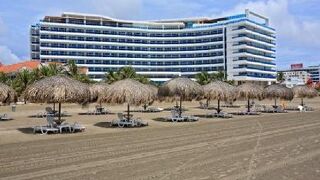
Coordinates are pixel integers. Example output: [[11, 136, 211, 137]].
[[0, 98, 320, 179]]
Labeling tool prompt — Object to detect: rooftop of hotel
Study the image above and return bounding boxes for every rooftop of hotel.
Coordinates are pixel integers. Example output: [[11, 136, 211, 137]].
[[37, 9, 273, 30]]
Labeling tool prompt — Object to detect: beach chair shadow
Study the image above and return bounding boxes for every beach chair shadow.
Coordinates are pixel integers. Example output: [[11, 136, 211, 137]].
[[94, 122, 117, 128], [193, 114, 211, 118], [17, 127, 35, 134], [152, 117, 168, 122]]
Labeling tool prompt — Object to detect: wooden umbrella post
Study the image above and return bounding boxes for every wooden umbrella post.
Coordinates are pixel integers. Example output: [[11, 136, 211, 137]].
[[179, 96, 182, 117], [247, 99, 250, 112], [58, 102, 61, 122], [127, 103, 130, 121]]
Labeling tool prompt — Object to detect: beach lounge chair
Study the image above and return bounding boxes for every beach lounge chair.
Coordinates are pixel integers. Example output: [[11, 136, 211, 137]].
[[71, 122, 86, 132], [0, 114, 13, 121], [182, 115, 199, 121], [33, 115, 59, 134], [46, 115, 72, 133], [166, 110, 184, 122], [61, 111, 71, 117], [199, 102, 208, 109], [146, 107, 163, 112], [284, 106, 300, 111], [304, 106, 314, 111], [111, 113, 132, 127], [260, 106, 276, 113], [33, 125, 59, 134], [298, 105, 306, 112], [95, 106, 110, 114], [207, 111, 232, 118], [232, 111, 261, 115], [246, 111, 261, 115], [134, 117, 148, 126], [45, 107, 57, 116], [36, 112, 46, 118], [274, 106, 287, 113]]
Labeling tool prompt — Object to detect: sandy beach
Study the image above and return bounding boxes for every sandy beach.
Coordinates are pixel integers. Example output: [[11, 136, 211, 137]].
[[0, 98, 320, 179]]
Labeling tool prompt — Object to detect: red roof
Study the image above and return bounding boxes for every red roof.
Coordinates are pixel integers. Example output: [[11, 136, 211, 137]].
[[0, 60, 40, 73]]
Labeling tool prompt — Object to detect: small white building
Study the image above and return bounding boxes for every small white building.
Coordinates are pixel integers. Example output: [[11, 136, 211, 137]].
[[282, 77, 305, 88], [282, 70, 310, 84]]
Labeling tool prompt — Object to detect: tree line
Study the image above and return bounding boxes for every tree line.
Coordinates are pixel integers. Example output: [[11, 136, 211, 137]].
[[0, 61, 91, 97], [0, 61, 234, 98]]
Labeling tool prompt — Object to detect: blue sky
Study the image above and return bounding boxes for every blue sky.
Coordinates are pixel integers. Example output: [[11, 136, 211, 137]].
[[0, 0, 319, 69]]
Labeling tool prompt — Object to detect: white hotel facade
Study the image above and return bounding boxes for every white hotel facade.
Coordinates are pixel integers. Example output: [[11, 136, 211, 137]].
[[31, 10, 276, 84]]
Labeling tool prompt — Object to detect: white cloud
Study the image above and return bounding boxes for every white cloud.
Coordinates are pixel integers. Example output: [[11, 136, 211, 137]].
[[214, 0, 320, 46], [0, 46, 20, 65]]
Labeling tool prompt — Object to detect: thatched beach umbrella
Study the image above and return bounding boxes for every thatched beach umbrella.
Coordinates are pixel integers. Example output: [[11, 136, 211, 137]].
[[203, 81, 235, 113], [98, 79, 156, 120], [24, 75, 90, 122], [158, 77, 203, 116], [264, 84, 293, 107], [143, 84, 158, 110], [292, 85, 318, 106], [236, 83, 264, 112], [144, 84, 158, 97], [0, 83, 16, 104], [89, 83, 109, 106]]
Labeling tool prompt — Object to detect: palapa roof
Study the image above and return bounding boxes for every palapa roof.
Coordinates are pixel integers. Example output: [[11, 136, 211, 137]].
[[98, 79, 156, 106], [144, 84, 158, 98], [0, 83, 16, 103], [24, 75, 90, 103], [236, 83, 264, 100], [158, 77, 203, 101], [292, 85, 318, 98], [203, 81, 236, 101], [89, 83, 109, 102], [263, 84, 293, 100]]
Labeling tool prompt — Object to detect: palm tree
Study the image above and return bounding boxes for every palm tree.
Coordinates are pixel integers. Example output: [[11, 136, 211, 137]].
[[105, 70, 119, 84], [48, 63, 64, 76], [0, 72, 9, 85], [66, 60, 78, 77], [63, 60, 92, 83], [118, 66, 137, 79], [195, 71, 212, 85], [277, 72, 284, 82], [105, 66, 149, 84], [38, 63, 63, 78], [12, 69, 34, 103], [212, 71, 225, 81]]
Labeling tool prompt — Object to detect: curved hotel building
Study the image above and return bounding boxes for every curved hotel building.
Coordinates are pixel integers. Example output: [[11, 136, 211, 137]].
[[31, 10, 276, 84]]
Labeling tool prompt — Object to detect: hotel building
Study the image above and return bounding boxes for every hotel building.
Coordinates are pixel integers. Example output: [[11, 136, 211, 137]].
[[279, 64, 320, 83], [31, 9, 276, 84]]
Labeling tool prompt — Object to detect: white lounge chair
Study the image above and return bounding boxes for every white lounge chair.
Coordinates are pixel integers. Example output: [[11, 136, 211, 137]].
[[207, 112, 232, 118], [46, 115, 72, 133], [199, 102, 208, 109], [0, 114, 13, 121], [147, 107, 163, 112], [33, 115, 59, 134], [166, 110, 184, 122], [71, 122, 86, 132], [184, 115, 199, 121]]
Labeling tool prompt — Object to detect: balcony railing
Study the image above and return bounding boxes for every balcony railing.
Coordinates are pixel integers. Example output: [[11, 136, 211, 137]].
[[234, 67, 276, 72], [234, 58, 276, 65]]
